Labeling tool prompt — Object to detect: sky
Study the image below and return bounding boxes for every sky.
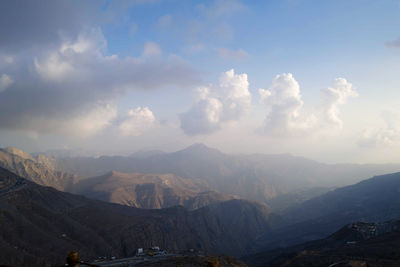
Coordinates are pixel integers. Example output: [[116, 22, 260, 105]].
[[0, 0, 400, 163]]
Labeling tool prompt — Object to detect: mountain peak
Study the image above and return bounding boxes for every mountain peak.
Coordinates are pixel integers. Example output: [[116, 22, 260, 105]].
[[2, 146, 34, 160], [180, 143, 221, 154]]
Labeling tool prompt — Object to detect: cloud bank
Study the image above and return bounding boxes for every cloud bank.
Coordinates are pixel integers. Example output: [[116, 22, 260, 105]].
[[0, 27, 199, 137], [358, 110, 400, 147]]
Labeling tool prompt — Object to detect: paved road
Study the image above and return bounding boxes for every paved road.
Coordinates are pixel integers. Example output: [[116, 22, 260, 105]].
[[93, 254, 181, 267]]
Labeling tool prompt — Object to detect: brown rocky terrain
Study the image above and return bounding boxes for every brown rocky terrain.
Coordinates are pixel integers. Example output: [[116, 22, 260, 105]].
[[0, 147, 78, 191], [72, 171, 237, 210], [0, 148, 239, 211], [0, 167, 275, 267], [51, 144, 400, 203]]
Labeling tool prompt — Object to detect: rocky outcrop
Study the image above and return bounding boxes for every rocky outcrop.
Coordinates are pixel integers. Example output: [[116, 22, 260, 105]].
[[0, 147, 78, 191]]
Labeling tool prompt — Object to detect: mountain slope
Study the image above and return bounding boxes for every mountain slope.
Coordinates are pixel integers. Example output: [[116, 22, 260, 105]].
[[72, 171, 236, 210], [0, 167, 274, 266], [252, 171, 400, 252], [0, 147, 78, 191], [245, 220, 400, 267], [52, 144, 400, 203]]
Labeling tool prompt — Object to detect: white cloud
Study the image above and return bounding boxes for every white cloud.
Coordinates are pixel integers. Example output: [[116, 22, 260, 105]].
[[34, 28, 105, 81], [24, 103, 118, 138], [180, 69, 251, 135], [143, 41, 162, 57], [65, 103, 117, 137], [0, 74, 13, 92], [0, 28, 199, 136], [259, 74, 357, 136], [358, 110, 400, 147], [216, 47, 248, 60], [119, 107, 156, 136], [60, 28, 106, 54], [34, 54, 73, 81], [321, 78, 358, 129], [259, 73, 316, 136]]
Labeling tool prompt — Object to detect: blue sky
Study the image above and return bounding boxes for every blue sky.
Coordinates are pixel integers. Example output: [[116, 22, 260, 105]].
[[0, 0, 400, 163]]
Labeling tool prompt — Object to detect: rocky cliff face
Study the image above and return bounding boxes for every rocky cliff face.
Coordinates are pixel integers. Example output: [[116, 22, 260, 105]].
[[0, 147, 78, 191]]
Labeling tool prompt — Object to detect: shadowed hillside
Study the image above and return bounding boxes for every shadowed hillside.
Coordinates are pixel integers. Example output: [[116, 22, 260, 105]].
[[0, 167, 275, 267], [252, 171, 400, 253], [244, 220, 400, 267]]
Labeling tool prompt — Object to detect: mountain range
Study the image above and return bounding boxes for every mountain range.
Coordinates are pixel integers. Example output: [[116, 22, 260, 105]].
[[0, 147, 78, 191], [0, 167, 274, 266], [3, 145, 400, 266], [47, 143, 400, 203], [72, 171, 237, 210], [251, 171, 400, 253]]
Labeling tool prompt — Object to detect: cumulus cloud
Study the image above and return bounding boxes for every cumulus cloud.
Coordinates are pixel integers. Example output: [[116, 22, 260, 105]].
[[0, 74, 13, 92], [180, 69, 251, 135], [119, 107, 156, 137], [259, 74, 357, 136], [321, 78, 358, 129], [216, 47, 248, 60], [0, 27, 199, 136], [358, 110, 400, 147], [258, 73, 316, 136]]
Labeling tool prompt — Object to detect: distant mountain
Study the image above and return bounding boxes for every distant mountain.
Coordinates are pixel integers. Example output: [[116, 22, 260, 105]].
[[266, 186, 333, 213], [0, 147, 78, 191], [72, 171, 237, 210], [244, 220, 400, 267], [53, 143, 400, 203], [0, 167, 275, 266], [252, 171, 400, 252], [32, 148, 102, 158], [130, 149, 166, 158]]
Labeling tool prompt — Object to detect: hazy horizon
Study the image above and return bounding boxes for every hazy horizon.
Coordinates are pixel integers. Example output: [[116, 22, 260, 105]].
[[1, 0, 400, 164]]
